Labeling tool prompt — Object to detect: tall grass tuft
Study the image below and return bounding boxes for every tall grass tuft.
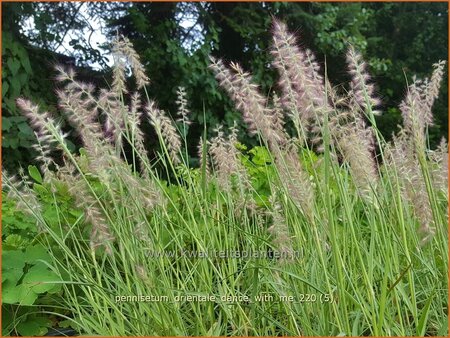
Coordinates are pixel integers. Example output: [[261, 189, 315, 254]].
[[3, 22, 448, 336]]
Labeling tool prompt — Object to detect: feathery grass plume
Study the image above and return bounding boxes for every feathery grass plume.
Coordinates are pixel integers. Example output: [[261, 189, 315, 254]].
[[336, 117, 379, 201], [58, 154, 160, 223], [111, 50, 128, 95], [270, 20, 328, 144], [65, 173, 115, 254], [135, 264, 153, 286], [32, 131, 57, 178], [16, 98, 57, 149], [310, 80, 347, 154], [16, 98, 69, 178], [208, 125, 251, 192], [209, 57, 285, 149], [54, 64, 76, 82], [208, 125, 237, 191], [346, 46, 381, 117], [146, 101, 182, 165], [229, 123, 259, 213], [175, 86, 192, 126], [328, 58, 380, 200], [16, 98, 59, 177], [304, 48, 325, 94], [197, 136, 211, 178], [274, 142, 315, 222], [228, 61, 287, 148], [268, 194, 295, 264], [428, 137, 448, 195], [399, 77, 429, 152], [393, 62, 447, 244], [424, 60, 446, 119], [228, 122, 253, 191], [55, 67, 100, 134], [57, 87, 111, 175], [99, 89, 125, 149], [112, 35, 150, 89], [56, 65, 160, 209], [385, 130, 436, 245], [400, 61, 446, 154], [210, 49, 314, 219], [55, 66, 119, 178], [127, 92, 151, 178], [129, 91, 143, 120], [2, 171, 42, 221], [271, 93, 289, 144], [133, 221, 151, 243], [113, 162, 164, 211]]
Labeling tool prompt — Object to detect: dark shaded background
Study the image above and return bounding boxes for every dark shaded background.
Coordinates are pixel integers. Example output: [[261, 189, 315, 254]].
[[2, 2, 448, 170]]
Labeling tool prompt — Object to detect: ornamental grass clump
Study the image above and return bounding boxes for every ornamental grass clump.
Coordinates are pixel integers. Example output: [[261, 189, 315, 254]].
[[2, 22, 447, 336]]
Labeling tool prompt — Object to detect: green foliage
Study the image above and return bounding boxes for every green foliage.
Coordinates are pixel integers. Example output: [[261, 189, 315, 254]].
[[241, 145, 275, 205], [313, 3, 371, 54], [1, 197, 61, 335], [1, 165, 86, 335], [1, 30, 59, 171], [2, 306, 53, 337], [2, 193, 36, 242], [2, 248, 61, 305], [1, 3, 79, 171], [1, 31, 37, 164]]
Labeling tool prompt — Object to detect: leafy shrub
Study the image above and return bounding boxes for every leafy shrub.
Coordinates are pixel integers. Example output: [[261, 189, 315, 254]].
[[1, 165, 85, 336], [2, 190, 60, 336]]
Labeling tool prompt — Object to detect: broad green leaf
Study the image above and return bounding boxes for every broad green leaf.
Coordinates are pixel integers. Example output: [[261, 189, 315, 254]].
[[2, 249, 26, 284], [18, 138, 33, 148], [28, 165, 43, 184], [33, 183, 48, 195], [7, 58, 20, 76], [2, 268, 23, 284], [43, 207, 59, 225], [65, 139, 76, 151], [250, 146, 271, 165], [18, 122, 33, 135], [24, 244, 51, 264], [1, 117, 12, 131], [59, 319, 78, 329], [9, 77, 21, 98], [16, 317, 51, 337], [22, 263, 61, 294], [9, 116, 27, 123], [19, 53, 32, 74], [2, 136, 10, 148], [2, 281, 38, 305], [2, 250, 26, 271], [9, 137, 19, 149], [3, 213, 35, 231], [18, 73, 28, 86], [2, 82, 9, 97], [3, 97, 16, 112], [3, 234, 29, 250]]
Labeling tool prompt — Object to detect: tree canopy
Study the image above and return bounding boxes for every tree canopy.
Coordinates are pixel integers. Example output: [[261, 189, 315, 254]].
[[2, 2, 448, 170]]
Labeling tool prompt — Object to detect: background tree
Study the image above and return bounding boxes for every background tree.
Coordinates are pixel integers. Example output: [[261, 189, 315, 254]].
[[2, 1, 447, 170]]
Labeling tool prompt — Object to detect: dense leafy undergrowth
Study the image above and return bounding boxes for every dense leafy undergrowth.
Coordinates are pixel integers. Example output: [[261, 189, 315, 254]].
[[2, 19, 448, 336]]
